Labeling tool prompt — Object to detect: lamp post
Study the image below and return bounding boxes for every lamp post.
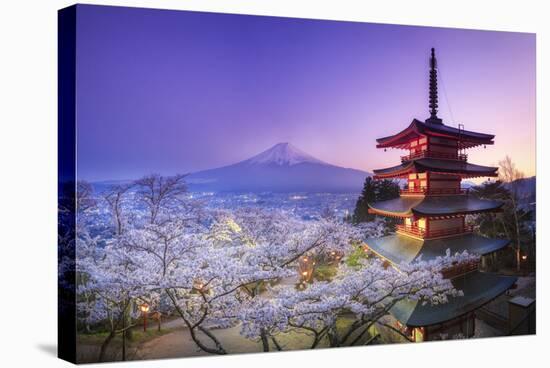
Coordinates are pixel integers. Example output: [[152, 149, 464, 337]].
[[329, 250, 343, 264], [299, 256, 315, 283], [140, 303, 150, 332]]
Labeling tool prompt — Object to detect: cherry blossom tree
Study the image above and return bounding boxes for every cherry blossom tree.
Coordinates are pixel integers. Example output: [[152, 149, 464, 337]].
[[238, 251, 477, 350], [103, 184, 133, 236], [75, 174, 477, 359], [134, 174, 188, 224]]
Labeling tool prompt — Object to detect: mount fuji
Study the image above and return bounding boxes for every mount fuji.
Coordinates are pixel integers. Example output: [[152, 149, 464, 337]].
[[187, 143, 370, 193]]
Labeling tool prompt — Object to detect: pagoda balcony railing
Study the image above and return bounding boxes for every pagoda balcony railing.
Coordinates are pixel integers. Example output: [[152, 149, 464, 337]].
[[441, 260, 479, 279], [396, 224, 426, 237], [400, 187, 428, 195], [396, 224, 474, 239], [400, 151, 468, 162], [400, 187, 469, 195]]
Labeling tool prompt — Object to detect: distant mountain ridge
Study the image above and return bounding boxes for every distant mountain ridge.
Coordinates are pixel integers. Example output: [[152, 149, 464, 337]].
[[186, 142, 370, 193], [505, 176, 536, 205]]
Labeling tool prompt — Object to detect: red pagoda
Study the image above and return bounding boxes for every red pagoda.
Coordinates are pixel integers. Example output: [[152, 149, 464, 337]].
[[365, 48, 516, 341]]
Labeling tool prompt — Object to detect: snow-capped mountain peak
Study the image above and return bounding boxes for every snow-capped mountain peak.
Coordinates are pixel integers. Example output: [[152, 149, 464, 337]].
[[186, 142, 371, 192], [242, 142, 327, 166]]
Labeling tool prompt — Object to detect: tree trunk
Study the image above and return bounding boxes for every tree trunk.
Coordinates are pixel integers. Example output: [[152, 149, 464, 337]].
[[98, 330, 116, 362], [124, 299, 133, 341], [511, 198, 522, 272], [271, 336, 282, 351], [197, 326, 227, 354], [327, 326, 339, 347], [260, 329, 270, 352], [349, 324, 373, 346], [165, 288, 227, 355]]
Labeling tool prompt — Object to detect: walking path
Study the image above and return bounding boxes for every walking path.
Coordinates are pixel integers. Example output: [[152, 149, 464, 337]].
[[135, 275, 312, 360], [134, 324, 262, 360]]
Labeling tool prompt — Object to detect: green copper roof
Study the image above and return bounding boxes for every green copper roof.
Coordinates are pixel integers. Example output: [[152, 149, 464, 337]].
[[364, 233, 510, 265], [369, 196, 424, 217], [368, 195, 503, 217], [373, 158, 498, 177], [391, 271, 517, 327], [413, 195, 503, 216]]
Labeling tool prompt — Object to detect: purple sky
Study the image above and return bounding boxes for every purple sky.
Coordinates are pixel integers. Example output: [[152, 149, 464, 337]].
[[75, 5, 536, 182]]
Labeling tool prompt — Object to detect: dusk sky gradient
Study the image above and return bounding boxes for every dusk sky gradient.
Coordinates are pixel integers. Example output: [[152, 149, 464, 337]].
[[75, 5, 536, 182]]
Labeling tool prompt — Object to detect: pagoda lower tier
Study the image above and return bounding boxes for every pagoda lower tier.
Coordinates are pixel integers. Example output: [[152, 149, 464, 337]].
[[368, 194, 503, 218], [390, 271, 517, 340], [364, 233, 510, 265], [364, 233, 516, 341]]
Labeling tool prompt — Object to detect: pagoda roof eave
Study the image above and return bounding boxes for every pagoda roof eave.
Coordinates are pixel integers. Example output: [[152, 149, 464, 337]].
[[373, 161, 416, 179], [364, 233, 510, 265], [368, 195, 503, 218], [412, 196, 503, 216], [376, 119, 495, 149], [372, 158, 499, 179], [376, 121, 421, 149], [368, 196, 422, 217], [390, 271, 517, 327]]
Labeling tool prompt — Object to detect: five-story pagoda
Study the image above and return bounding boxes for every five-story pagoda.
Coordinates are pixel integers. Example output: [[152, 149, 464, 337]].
[[365, 48, 517, 342]]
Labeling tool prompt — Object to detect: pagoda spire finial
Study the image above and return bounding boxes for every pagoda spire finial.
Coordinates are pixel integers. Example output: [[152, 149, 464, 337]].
[[426, 47, 443, 124]]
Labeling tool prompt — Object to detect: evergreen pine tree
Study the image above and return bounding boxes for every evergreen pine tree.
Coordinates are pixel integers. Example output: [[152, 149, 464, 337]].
[[377, 179, 400, 201], [353, 177, 400, 224], [353, 177, 376, 223]]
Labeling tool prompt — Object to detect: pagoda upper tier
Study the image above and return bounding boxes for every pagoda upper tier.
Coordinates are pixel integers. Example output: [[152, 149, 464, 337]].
[[368, 195, 503, 218], [376, 118, 494, 150], [373, 158, 498, 179]]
